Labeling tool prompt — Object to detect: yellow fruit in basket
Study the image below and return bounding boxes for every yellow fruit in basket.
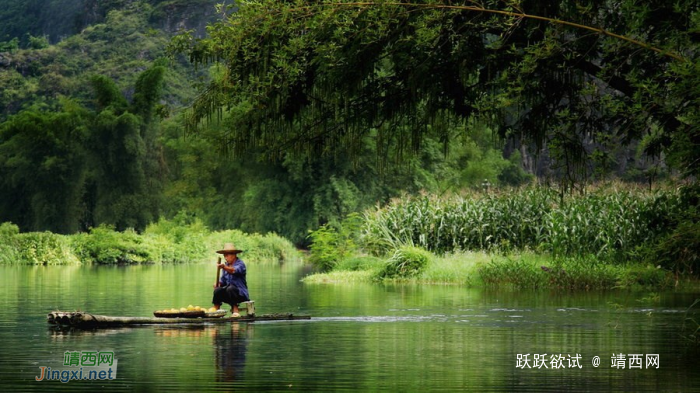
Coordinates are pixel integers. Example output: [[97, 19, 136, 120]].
[[180, 307, 187, 312], [209, 307, 217, 312]]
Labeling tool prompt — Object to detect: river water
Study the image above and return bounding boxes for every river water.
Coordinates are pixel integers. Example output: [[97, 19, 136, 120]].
[[0, 262, 698, 391]]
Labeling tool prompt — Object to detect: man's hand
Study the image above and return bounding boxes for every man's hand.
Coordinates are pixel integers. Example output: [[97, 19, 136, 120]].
[[218, 263, 234, 274]]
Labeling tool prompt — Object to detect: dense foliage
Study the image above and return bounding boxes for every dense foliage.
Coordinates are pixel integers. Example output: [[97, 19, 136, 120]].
[[0, 1, 531, 244], [180, 0, 698, 268], [0, 219, 299, 265], [173, 0, 698, 184], [162, 114, 532, 244], [0, 5, 204, 233], [0, 63, 165, 232], [360, 186, 683, 263]]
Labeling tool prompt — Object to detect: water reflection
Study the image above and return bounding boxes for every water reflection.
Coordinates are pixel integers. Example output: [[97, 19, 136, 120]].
[[3, 264, 700, 392], [150, 324, 252, 383], [48, 326, 138, 339], [213, 323, 251, 383]]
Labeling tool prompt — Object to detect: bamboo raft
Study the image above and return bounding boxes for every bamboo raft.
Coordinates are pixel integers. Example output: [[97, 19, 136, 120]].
[[47, 311, 311, 329]]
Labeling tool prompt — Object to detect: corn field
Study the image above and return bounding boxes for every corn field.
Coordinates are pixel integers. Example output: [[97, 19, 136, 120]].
[[361, 187, 681, 262]]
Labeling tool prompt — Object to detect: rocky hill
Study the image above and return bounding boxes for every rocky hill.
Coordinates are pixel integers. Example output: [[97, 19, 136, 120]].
[[0, 0, 234, 119], [0, 0, 231, 45]]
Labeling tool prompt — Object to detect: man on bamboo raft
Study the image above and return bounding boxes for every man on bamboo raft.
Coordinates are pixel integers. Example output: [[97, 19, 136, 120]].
[[212, 243, 250, 317]]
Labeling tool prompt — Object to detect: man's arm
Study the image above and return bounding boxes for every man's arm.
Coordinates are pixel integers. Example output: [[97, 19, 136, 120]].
[[217, 262, 236, 274]]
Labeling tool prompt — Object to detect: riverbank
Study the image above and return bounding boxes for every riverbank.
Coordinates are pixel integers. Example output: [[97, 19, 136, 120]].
[[0, 219, 300, 265], [303, 183, 698, 290], [301, 250, 685, 290]]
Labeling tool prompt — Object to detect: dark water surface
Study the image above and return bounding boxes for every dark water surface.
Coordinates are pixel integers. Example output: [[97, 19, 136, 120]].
[[0, 262, 698, 392]]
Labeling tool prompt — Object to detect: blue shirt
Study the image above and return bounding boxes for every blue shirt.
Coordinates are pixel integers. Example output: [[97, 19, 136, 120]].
[[219, 258, 250, 301]]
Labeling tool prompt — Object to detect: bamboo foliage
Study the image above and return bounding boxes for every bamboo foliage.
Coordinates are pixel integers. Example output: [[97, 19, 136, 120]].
[[171, 0, 697, 180]]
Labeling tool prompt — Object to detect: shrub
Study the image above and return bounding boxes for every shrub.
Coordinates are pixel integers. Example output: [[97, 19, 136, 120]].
[[1, 222, 82, 265], [307, 224, 343, 271], [0, 222, 20, 264], [643, 184, 699, 275], [376, 246, 432, 279], [0, 222, 19, 236], [71, 225, 152, 264], [618, 264, 673, 288], [143, 216, 209, 263], [308, 213, 362, 271], [13, 232, 79, 265], [204, 229, 300, 264]]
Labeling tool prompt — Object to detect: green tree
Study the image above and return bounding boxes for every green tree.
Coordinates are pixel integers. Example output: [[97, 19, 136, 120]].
[[0, 100, 91, 233], [173, 0, 697, 180], [88, 66, 166, 231], [0, 65, 167, 233], [162, 110, 507, 244]]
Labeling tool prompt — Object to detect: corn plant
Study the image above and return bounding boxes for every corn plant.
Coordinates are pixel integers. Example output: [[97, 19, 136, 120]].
[[359, 186, 679, 263]]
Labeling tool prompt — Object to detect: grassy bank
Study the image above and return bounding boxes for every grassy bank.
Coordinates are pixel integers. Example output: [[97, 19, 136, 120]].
[[303, 184, 696, 289], [302, 249, 675, 290], [0, 219, 300, 265]]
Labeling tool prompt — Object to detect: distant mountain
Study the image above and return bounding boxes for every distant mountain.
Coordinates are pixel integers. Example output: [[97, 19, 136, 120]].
[[0, 0, 231, 45], [0, 1, 234, 118]]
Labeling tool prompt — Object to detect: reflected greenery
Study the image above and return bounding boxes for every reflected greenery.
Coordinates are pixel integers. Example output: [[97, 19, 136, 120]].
[[2, 261, 700, 391]]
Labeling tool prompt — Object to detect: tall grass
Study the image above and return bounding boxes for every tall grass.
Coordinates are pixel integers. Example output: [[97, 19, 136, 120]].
[[361, 186, 680, 263], [302, 249, 672, 289], [478, 255, 672, 289]]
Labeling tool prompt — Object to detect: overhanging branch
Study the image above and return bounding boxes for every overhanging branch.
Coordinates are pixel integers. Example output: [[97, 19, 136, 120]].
[[308, 2, 686, 62]]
